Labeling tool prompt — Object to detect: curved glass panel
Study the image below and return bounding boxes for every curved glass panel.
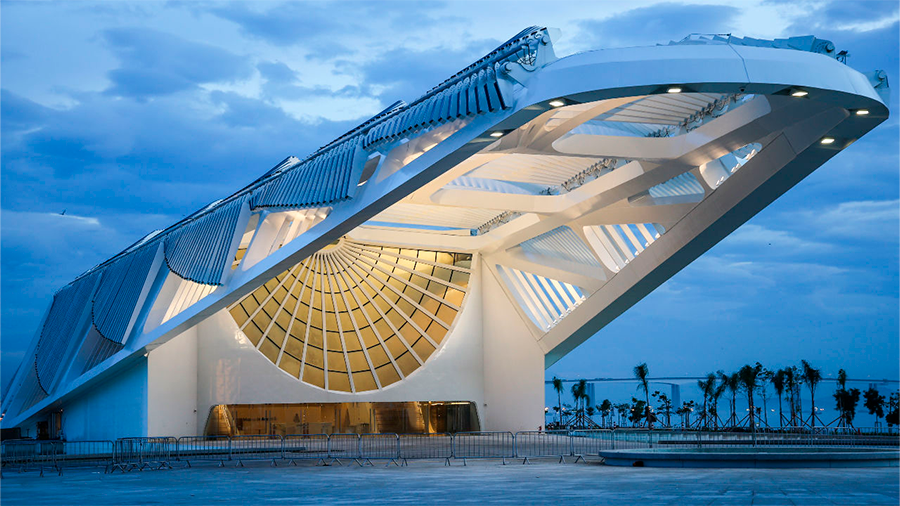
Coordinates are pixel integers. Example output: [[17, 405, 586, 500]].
[[228, 239, 472, 392]]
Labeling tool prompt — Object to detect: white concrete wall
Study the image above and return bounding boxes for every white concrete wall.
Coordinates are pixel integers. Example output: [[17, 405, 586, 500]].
[[61, 359, 148, 440], [147, 327, 198, 437], [480, 259, 545, 431], [195, 258, 486, 433]]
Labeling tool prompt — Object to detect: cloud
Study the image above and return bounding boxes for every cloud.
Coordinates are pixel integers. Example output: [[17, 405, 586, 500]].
[[257, 61, 298, 85], [102, 28, 254, 98], [207, 2, 354, 47], [206, 1, 448, 52], [801, 199, 900, 239], [578, 3, 740, 49], [348, 38, 500, 104], [818, 0, 898, 28], [0, 89, 51, 137]]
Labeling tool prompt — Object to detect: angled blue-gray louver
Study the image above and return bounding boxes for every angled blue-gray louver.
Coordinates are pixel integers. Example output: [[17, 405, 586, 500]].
[[34, 271, 99, 392], [92, 243, 160, 344], [250, 137, 362, 210], [164, 196, 248, 285], [359, 27, 549, 149], [363, 63, 513, 149]]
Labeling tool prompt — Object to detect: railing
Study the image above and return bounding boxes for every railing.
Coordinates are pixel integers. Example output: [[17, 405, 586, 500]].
[[452, 431, 515, 464], [230, 435, 282, 466], [397, 433, 453, 464], [176, 435, 230, 466], [283, 434, 328, 464], [515, 430, 572, 463], [112, 437, 175, 472], [359, 434, 400, 466], [327, 434, 361, 464], [2, 427, 896, 475]]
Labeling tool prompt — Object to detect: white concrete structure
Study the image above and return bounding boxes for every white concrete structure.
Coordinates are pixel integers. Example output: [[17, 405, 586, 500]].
[[1, 29, 890, 439]]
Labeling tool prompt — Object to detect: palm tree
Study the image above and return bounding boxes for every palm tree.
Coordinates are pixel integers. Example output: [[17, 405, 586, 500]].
[[801, 360, 822, 427], [791, 365, 804, 426], [633, 363, 651, 427], [552, 377, 564, 425], [835, 369, 847, 424], [571, 380, 587, 426], [834, 388, 862, 427], [756, 364, 772, 427], [615, 403, 630, 426], [739, 364, 761, 430], [864, 387, 886, 426], [719, 371, 740, 428], [712, 375, 726, 429], [783, 367, 797, 426], [578, 379, 588, 413], [697, 374, 716, 429], [599, 399, 612, 427], [772, 369, 786, 427]]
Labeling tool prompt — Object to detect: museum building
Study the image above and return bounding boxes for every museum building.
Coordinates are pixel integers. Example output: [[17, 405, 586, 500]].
[[1, 28, 889, 440]]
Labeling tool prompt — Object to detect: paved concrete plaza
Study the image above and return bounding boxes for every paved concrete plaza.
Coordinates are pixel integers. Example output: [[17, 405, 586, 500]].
[[1, 459, 898, 505]]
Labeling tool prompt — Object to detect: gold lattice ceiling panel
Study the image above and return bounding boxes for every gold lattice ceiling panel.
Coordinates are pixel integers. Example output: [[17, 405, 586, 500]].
[[228, 239, 472, 392]]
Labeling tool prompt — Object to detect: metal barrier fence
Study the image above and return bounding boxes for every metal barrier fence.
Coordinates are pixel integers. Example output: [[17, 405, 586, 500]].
[[452, 431, 515, 464], [231, 435, 283, 466], [284, 434, 329, 464], [55, 440, 116, 471], [397, 433, 453, 464], [176, 436, 231, 466], [1, 440, 62, 475], [3, 428, 897, 475], [515, 430, 571, 463], [327, 434, 361, 464], [570, 429, 613, 457], [112, 437, 175, 472], [359, 434, 400, 466]]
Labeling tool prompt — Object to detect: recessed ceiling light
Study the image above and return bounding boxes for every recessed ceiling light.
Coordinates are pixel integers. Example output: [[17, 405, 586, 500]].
[[856, 109, 870, 115], [820, 137, 835, 145], [791, 89, 809, 97], [667, 87, 682, 94], [489, 131, 504, 138], [548, 99, 566, 108]]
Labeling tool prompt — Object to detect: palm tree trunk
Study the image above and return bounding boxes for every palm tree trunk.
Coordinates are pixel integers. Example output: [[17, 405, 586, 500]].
[[809, 391, 816, 427], [788, 388, 795, 426], [556, 392, 561, 425], [777, 393, 783, 427]]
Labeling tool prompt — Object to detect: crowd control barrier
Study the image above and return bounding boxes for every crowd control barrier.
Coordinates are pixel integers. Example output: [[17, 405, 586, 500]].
[[3, 427, 896, 475]]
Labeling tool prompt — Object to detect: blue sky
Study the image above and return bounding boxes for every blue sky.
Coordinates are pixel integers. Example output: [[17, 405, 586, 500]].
[[2, 1, 898, 399]]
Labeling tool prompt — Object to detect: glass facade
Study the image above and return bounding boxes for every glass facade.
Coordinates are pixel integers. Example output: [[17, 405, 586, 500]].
[[204, 401, 480, 435], [228, 239, 472, 392]]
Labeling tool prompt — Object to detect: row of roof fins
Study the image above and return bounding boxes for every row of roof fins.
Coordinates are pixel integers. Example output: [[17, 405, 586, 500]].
[[313, 26, 549, 155], [58, 28, 553, 291], [669, 34, 845, 61]]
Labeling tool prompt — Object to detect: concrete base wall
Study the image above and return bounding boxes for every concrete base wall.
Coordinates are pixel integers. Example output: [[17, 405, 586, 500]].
[[60, 358, 148, 440], [148, 327, 198, 437], [481, 263, 545, 432]]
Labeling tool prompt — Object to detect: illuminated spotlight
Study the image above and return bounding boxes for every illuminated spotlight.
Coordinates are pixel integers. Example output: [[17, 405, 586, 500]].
[[791, 89, 809, 97], [489, 131, 505, 138], [548, 99, 566, 108], [820, 137, 835, 145], [667, 86, 682, 93], [856, 109, 870, 115]]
